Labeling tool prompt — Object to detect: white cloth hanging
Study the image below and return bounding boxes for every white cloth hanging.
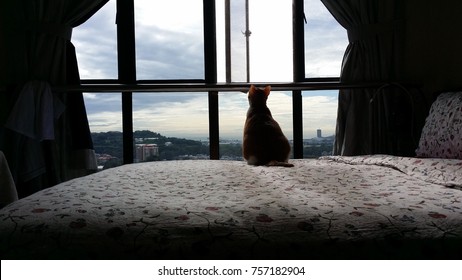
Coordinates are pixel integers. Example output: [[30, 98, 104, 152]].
[[5, 80, 65, 141]]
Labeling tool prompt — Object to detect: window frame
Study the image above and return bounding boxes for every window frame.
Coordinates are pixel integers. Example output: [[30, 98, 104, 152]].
[[78, 0, 356, 164]]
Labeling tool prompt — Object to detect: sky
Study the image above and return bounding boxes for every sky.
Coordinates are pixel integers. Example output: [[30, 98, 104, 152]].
[[72, 0, 348, 140]]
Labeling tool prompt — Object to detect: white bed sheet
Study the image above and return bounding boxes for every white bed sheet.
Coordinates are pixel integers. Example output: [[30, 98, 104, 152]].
[[1, 156, 461, 259]]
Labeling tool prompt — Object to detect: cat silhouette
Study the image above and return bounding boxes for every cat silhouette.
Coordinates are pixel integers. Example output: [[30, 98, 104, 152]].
[[242, 85, 293, 167]]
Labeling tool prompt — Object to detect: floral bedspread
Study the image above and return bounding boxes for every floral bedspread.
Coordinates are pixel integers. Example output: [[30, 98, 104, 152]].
[[1, 156, 461, 259]]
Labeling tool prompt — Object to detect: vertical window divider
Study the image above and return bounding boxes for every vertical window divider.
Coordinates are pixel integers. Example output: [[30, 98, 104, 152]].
[[292, 0, 305, 158], [204, 0, 219, 159], [225, 0, 231, 83], [116, 0, 136, 164]]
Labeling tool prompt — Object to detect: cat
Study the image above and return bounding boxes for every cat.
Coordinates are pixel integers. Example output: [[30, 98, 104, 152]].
[[242, 85, 294, 167]]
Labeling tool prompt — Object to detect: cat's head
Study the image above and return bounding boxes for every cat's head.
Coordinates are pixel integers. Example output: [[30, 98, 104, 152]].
[[248, 85, 271, 106]]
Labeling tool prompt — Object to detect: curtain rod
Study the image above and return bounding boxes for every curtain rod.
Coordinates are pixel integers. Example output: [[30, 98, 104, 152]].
[[0, 81, 418, 93]]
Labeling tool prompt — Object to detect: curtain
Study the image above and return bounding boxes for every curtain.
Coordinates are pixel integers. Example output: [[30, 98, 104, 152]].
[[321, 0, 416, 156], [0, 0, 108, 198]]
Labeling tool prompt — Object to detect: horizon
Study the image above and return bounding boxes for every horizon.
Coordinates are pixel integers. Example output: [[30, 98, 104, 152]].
[[89, 128, 336, 142]]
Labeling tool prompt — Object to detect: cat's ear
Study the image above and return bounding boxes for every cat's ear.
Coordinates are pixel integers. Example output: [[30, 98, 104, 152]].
[[264, 85, 271, 96], [249, 84, 256, 94]]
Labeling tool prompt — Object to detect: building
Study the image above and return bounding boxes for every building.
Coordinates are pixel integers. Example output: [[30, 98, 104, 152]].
[[135, 144, 159, 162]]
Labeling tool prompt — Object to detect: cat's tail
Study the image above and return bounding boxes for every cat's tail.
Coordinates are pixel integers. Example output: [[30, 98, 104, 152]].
[[266, 160, 294, 167]]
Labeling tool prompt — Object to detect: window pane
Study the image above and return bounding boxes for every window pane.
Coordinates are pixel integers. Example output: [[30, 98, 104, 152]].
[[216, 0, 247, 82], [73, 1, 117, 79], [217, 0, 292, 82], [304, 0, 347, 78], [302, 90, 337, 157], [219, 92, 247, 140], [219, 92, 246, 160], [135, 0, 204, 80], [249, 1, 292, 82], [133, 93, 209, 161], [267, 91, 293, 142], [84, 93, 123, 169]]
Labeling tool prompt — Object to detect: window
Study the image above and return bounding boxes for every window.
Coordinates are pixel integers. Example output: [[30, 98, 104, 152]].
[[73, 0, 348, 165], [73, 1, 122, 168], [301, 0, 347, 157]]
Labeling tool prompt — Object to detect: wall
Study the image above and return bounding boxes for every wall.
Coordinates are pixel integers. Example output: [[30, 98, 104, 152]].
[[403, 1, 462, 102]]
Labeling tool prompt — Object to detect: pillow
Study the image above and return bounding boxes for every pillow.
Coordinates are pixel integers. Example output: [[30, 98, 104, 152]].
[[415, 91, 462, 159]]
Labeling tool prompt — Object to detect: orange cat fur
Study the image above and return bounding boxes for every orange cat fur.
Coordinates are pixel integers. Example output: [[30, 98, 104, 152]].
[[242, 85, 294, 167]]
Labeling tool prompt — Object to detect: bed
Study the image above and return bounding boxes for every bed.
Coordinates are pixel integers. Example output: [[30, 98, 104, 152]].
[[1, 92, 461, 260]]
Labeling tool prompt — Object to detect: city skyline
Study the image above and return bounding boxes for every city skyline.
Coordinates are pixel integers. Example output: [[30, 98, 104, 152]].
[[92, 129, 335, 168]]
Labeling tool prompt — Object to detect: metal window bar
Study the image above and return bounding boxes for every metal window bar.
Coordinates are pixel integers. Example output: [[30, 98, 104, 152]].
[[293, 0, 305, 158], [65, 80, 391, 93]]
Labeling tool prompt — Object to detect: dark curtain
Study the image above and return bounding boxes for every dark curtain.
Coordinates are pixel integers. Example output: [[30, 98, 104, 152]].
[[321, 0, 419, 156], [0, 0, 108, 198]]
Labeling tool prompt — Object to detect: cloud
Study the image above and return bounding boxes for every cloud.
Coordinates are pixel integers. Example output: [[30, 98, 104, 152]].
[[73, 1, 117, 79], [305, 23, 347, 77], [135, 21, 204, 80], [304, 0, 348, 78], [134, 0, 205, 80], [86, 110, 122, 131], [134, 0, 204, 33], [83, 93, 120, 112]]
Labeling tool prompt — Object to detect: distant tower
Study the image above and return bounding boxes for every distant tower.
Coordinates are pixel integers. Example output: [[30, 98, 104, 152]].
[[317, 129, 322, 138]]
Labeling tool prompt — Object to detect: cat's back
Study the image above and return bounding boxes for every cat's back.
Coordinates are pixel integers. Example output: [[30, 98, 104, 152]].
[[242, 85, 291, 166], [244, 108, 282, 137]]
